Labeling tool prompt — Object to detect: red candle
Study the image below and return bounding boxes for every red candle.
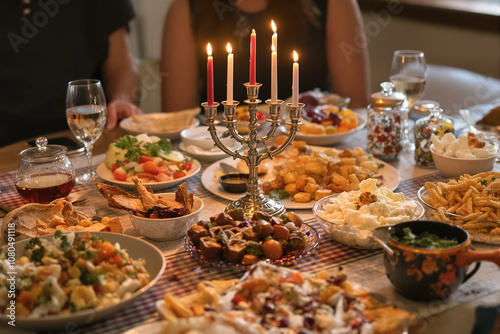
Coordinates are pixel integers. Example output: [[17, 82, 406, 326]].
[[207, 43, 214, 106], [249, 29, 256, 85]]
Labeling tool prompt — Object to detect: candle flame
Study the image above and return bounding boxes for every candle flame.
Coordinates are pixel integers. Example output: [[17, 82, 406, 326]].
[[251, 29, 256, 35], [293, 50, 298, 62], [271, 20, 277, 33], [207, 43, 212, 56], [226, 43, 232, 54]]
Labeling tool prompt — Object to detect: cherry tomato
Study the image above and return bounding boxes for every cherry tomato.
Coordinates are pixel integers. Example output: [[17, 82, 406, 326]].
[[111, 163, 121, 172], [112, 167, 127, 181], [143, 161, 159, 174], [262, 239, 283, 260], [173, 171, 186, 179], [182, 161, 192, 171], [138, 156, 153, 164]]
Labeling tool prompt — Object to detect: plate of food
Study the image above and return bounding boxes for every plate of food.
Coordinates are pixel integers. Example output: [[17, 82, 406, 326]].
[[120, 107, 200, 140], [144, 262, 413, 334], [417, 171, 500, 244], [184, 209, 319, 269], [201, 137, 400, 209], [0, 231, 166, 331], [1, 198, 123, 242], [97, 133, 200, 191], [281, 90, 366, 145]]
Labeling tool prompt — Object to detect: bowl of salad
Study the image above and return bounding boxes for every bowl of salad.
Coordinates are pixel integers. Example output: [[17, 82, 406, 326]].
[[96, 133, 201, 190]]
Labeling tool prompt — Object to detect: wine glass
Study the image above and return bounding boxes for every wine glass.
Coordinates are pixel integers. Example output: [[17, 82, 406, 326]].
[[66, 79, 107, 185], [390, 50, 426, 151]]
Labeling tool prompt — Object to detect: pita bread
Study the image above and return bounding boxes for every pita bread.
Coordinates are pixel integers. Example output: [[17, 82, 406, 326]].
[[1, 199, 121, 242]]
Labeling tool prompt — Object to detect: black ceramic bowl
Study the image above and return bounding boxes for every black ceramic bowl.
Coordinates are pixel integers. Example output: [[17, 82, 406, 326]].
[[218, 173, 249, 193], [382, 221, 497, 301]]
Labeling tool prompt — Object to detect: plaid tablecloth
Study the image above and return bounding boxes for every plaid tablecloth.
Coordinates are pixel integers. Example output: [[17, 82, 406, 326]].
[[0, 150, 499, 334]]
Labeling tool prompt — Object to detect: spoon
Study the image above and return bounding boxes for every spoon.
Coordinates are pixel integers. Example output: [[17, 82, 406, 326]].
[[67, 191, 88, 205], [371, 226, 394, 256], [459, 109, 479, 133]]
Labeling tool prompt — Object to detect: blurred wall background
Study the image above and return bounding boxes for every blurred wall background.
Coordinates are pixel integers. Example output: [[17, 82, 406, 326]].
[[129, 0, 500, 113]]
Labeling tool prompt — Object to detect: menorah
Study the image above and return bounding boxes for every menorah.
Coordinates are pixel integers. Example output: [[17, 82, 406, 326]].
[[202, 83, 303, 216]]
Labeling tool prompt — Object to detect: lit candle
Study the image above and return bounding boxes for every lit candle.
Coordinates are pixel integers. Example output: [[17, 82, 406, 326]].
[[207, 43, 214, 106], [249, 29, 256, 85], [271, 45, 277, 103], [271, 21, 277, 103], [226, 43, 233, 104], [292, 51, 299, 106]]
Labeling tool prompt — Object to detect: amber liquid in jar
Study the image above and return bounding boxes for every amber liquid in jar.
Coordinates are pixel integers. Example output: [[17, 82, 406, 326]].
[[16, 172, 75, 204]]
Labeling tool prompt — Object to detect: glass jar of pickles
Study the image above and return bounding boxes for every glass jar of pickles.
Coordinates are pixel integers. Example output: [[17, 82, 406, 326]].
[[414, 107, 454, 168], [366, 82, 405, 161]]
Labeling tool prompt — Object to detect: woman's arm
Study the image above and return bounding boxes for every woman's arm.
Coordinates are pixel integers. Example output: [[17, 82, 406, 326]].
[[326, 0, 371, 108], [161, 0, 199, 112], [102, 27, 142, 129]]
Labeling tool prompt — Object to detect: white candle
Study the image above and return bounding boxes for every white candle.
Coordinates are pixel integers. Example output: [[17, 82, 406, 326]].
[[271, 20, 278, 103], [292, 51, 299, 107], [226, 43, 233, 104], [271, 46, 277, 103]]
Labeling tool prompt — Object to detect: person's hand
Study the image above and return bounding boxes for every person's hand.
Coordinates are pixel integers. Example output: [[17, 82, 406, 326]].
[[107, 100, 143, 130]]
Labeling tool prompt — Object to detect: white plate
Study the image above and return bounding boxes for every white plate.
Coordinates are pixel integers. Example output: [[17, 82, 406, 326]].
[[179, 142, 242, 163], [96, 159, 201, 191], [120, 112, 200, 140], [1, 232, 166, 331], [201, 148, 401, 209], [279, 109, 366, 146]]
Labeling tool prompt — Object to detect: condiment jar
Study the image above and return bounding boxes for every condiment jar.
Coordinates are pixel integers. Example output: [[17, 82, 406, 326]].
[[15, 137, 76, 204], [366, 82, 405, 161], [414, 107, 454, 168]]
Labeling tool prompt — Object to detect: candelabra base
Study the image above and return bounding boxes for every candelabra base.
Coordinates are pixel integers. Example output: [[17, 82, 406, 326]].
[[226, 194, 285, 217]]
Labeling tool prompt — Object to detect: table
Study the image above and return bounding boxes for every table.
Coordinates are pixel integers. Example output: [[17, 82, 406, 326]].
[[1, 122, 499, 334]]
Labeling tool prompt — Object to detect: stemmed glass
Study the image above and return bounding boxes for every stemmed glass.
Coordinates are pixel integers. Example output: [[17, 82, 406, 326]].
[[66, 79, 107, 185], [390, 50, 427, 151]]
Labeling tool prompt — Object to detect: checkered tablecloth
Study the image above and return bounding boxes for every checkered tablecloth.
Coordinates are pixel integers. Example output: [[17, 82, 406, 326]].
[[0, 151, 498, 334]]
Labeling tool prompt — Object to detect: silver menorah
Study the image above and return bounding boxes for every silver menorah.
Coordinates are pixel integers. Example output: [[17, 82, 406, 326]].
[[202, 83, 303, 216]]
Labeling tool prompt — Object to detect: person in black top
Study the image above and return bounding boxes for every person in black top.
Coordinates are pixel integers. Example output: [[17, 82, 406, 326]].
[[161, 0, 370, 112], [0, 0, 142, 147]]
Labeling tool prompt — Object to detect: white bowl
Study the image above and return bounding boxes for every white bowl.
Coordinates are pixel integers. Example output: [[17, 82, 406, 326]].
[[129, 193, 204, 241], [180, 126, 234, 151], [313, 194, 424, 249], [430, 146, 497, 178]]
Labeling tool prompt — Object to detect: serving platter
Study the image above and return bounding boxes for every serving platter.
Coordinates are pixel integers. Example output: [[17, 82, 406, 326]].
[[96, 159, 201, 191], [184, 222, 320, 270], [279, 109, 367, 146], [120, 111, 200, 140], [0, 232, 166, 331], [201, 149, 401, 209]]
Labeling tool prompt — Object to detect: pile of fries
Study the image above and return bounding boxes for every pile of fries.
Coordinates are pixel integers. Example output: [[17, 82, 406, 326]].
[[421, 172, 500, 236]]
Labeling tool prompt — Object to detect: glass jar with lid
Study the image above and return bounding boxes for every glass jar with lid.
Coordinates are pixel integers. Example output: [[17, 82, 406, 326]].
[[366, 82, 405, 161], [414, 107, 454, 168], [15, 137, 76, 203]]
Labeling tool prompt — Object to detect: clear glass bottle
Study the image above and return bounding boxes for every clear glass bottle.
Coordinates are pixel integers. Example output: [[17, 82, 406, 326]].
[[16, 137, 76, 203], [414, 107, 454, 168], [366, 82, 405, 161]]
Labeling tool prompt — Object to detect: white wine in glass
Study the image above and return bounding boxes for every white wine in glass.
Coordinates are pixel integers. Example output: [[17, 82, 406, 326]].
[[390, 50, 426, 151], [66, 79, 107, 185]]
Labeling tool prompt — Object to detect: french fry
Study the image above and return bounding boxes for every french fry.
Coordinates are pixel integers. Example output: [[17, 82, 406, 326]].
[[422, 172, 500, 238]]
